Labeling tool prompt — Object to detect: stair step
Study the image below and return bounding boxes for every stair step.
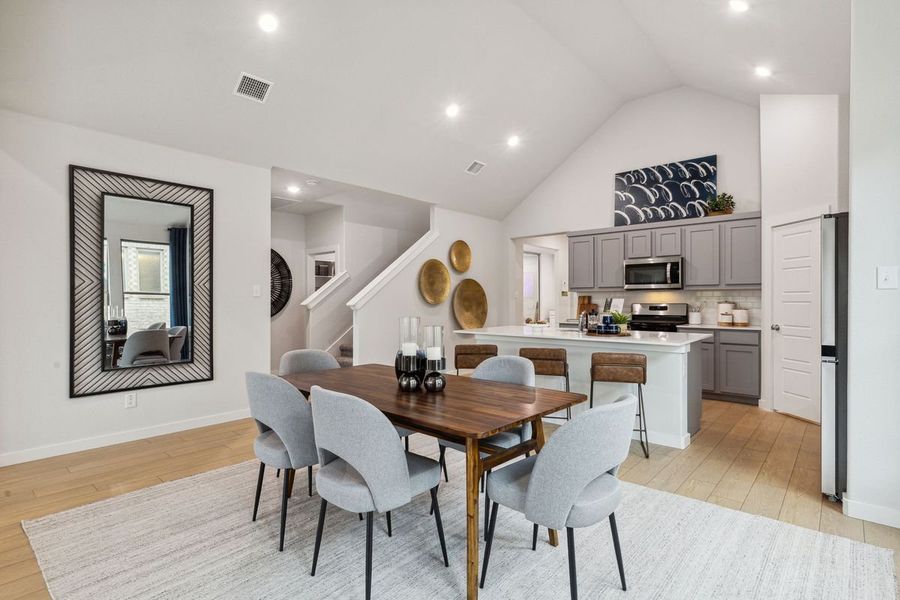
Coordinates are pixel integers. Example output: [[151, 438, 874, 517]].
[[336, 356, 353, 368]]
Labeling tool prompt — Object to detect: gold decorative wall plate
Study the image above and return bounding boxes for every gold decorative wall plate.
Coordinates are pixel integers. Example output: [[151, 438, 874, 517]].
[[418, 259, 451, 304], [453, 278, 488, 329], [449, 240, 472, 273]]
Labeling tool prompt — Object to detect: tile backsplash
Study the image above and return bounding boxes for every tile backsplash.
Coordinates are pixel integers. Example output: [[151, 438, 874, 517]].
[[574, 289, 762, 325]]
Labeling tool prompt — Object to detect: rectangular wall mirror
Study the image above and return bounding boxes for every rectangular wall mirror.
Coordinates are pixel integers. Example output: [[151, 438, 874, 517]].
[[70, 165, 213, 397], [103, 195, 193, 370]]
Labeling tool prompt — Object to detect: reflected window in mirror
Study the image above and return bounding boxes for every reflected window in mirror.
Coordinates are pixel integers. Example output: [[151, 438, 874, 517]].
[[102, 194, 193, 370]]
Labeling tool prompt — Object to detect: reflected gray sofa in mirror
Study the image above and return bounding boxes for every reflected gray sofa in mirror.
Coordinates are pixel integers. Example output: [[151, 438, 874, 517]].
[[70, 165, 213, 397]]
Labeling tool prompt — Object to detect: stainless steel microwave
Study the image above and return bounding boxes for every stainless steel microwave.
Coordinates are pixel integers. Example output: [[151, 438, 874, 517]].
[[623, 257, 683, 290]]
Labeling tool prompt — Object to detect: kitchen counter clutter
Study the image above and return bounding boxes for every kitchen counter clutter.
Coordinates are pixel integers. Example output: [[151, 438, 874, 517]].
[[456, 326, 710, 449]]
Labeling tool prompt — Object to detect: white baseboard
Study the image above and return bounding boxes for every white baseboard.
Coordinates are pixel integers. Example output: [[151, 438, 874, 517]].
[[0, 408, 251, 467], [842, 494, 900, 529]]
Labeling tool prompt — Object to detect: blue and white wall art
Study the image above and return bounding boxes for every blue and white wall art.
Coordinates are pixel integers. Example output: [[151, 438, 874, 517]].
[[614, 154, 717, 226]]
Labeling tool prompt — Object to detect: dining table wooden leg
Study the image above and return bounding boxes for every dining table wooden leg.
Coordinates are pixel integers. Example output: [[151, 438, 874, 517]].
[[533, 418, 559, 547], [466, 437, 481, 600]]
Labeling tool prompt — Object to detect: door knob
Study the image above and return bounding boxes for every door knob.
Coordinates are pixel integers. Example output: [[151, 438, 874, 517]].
[[771, 324, 781, 331]]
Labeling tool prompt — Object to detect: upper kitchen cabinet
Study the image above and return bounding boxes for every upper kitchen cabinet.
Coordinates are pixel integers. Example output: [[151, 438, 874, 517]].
[[568, 235, 595, 289], [722, 219, 762, 286], [624, 231, 652, 259], [653, 227, 682, 257], [594, 233, 625, 289], [683, 223, 720, 287]]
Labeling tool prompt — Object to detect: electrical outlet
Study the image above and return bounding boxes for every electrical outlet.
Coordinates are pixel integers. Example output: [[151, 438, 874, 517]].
[[124, 393, 137, 409], [252, 284, 261, 297]]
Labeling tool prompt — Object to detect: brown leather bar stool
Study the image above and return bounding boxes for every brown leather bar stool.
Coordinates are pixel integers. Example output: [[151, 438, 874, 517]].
[[519, 348, 571, 420], [454, 344, 498, 375], [590, 353, 649, 458]]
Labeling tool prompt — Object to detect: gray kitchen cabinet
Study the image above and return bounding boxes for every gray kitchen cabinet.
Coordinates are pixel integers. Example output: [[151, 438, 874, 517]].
[[723, 219, 762, 286], [700, 341, 716, 392], [717, 343, 761, 397], [594, 233, 625, 289], [624, 231, 653, 259], [683, 223, 720, 287], [568, 235, 595, 289], [653, 227, 682, 257]]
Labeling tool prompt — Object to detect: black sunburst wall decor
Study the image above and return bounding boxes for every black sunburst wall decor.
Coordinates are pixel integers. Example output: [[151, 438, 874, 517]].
[[270, 249, 293, 317], [614, 154, 717, 226]]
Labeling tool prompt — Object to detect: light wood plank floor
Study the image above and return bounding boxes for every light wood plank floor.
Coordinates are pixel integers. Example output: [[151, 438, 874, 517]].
[[0, 400, 897, 599]]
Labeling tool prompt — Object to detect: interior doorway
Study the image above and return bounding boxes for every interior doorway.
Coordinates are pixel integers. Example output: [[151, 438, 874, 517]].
[[523, 251, 541, 322]]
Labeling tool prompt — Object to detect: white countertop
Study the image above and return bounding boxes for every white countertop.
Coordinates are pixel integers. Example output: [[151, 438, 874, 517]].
[[678, 324, 762, 332], [455, 326, 712, 347]]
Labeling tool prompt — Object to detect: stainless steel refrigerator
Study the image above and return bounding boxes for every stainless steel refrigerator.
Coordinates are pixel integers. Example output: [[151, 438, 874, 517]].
[[821, 212, 848, 500]]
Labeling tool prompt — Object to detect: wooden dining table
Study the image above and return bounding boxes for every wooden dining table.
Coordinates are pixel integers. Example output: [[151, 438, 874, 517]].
[[282, 363, 587, 600]]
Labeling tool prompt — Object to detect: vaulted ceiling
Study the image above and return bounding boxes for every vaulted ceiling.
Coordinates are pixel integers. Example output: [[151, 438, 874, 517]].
[[0, 0, 849, 219]]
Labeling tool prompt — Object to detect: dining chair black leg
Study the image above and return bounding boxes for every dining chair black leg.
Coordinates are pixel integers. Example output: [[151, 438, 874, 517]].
[[279, 469, 291, 551], [609, 513, 627, 591], [438, 446, 449, 482], [525, 451, 532, 458], [405, 436, 410, 452], [480, 471, 485, 493], [359, 513, 363, 521], [365, 512, 374, 600], [310, 499, 327, 576], [307, 465, 313, 497], [566, 527, 578, 600], [252, 462, 265, 522], [589, 381, 594, 409], [532, 523, 538, 551], [386, 511, 392, 537], [483, 470, 491, 539], [429, 486, 449, 567], [637, 383, 650, 458], [276, 468, 280, 478], [479, 501, 499, 589]]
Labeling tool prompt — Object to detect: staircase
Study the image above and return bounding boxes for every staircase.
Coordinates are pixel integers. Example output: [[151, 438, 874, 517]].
[[337, 344, 353, 368]]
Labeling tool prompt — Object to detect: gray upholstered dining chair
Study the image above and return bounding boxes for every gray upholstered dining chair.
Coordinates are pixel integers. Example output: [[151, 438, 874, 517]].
[[118, 329, 170, 367], [436, 355, 535, 535], [309, 385, 448, 600], [245, 372, 319, 551], [279, 349, 414, 451], [146, 321, 167, 330], [167, 326, 187, 360], [479, 394, 638, 599]]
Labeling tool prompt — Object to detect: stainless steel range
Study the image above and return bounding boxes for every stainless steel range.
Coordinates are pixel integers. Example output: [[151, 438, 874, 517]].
[[629, 303, 689, 332]]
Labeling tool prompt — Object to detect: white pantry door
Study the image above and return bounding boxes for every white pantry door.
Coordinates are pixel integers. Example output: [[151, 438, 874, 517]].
[[772, 218, 822, 423]]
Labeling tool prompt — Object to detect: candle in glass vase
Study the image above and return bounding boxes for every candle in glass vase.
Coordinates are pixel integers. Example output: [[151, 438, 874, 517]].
[[426, 346, 442, 360], [401, 342, 418, 357]]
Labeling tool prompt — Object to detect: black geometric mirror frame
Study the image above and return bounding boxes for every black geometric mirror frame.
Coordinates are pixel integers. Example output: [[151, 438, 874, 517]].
[[69, 165, 213, 398], [270, 249, 292, 317]]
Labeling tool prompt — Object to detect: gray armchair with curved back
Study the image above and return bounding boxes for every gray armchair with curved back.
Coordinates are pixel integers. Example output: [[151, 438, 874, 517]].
[[245, 372, 319, 552]]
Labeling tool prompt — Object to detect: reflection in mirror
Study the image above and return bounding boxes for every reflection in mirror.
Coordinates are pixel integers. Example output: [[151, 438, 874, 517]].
[[103, 195, 192, 369]]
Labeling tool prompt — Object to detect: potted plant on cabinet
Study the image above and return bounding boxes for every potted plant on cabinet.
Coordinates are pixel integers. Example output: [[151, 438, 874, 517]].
[[610, 310, 631, 334], [706, 192, 735, 216]]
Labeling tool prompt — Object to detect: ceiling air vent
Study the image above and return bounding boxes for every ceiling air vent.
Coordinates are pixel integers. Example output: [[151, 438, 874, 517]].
[[465, 161, 486, 176], [233, 72, 272, 103]]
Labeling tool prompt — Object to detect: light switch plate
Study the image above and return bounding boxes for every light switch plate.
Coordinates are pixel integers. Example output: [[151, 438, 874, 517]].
[[124, 393, 137, 409], [877, 266, 899, 289]]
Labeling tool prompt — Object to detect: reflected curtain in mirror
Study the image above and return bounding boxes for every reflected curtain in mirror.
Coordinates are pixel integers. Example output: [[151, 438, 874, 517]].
[[169, 226, 190, 360]]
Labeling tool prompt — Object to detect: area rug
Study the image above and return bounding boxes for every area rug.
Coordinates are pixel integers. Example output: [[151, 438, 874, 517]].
[[23, 440, 896, 599]]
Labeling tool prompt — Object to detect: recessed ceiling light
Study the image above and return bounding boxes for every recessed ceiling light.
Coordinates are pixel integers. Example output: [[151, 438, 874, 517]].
[[507, 135, 521, 148], [445, 103, 460, 118], [258, 13, 278, 33], [287, 184, 300, 194], [729, 1, 750, 13], [754, 65, 772, 78], [305, 179, 320, 186]]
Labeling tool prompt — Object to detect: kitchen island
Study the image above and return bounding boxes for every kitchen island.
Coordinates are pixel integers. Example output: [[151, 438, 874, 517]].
[[455, 326, 712, 449]]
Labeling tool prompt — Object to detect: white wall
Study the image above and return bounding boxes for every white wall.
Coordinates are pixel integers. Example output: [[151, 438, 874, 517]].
[[844, 0, 900, 528], [504, 87, 761, 238], [270, 211, 308, 372], [353, 207, 507, 368], [305, 206, 345, 274], [0, 109, 270, 465], [758, 95, 848, 411]]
